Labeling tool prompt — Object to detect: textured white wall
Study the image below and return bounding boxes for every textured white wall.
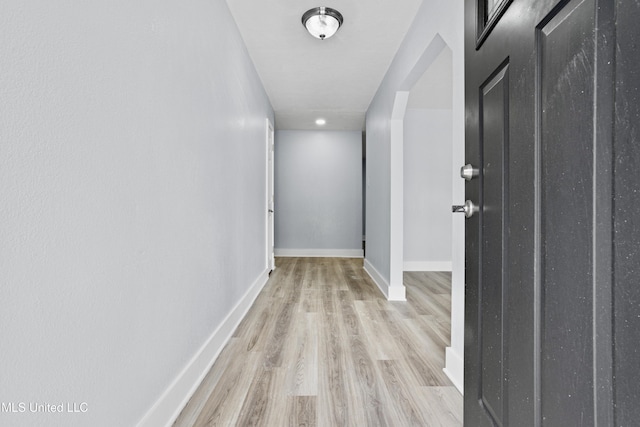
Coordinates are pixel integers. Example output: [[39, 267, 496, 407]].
[[0, 1, 273, 426], [403, 109, 453, 268], [274, 130, 362, 255]]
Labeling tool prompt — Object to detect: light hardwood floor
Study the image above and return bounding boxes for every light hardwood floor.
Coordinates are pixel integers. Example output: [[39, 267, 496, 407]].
[[174, 257, 462, 426]]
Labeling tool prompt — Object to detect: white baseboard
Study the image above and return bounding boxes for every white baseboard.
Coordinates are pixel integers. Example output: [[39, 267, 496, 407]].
[[403, 261, 453, 272], [364, 258, 406, 301], [137, 269, 271, 427], [388, 285, 406, 301], [443, 346, 464, 395], [363, 258, 389, 298], [275, 248, 364, 258]]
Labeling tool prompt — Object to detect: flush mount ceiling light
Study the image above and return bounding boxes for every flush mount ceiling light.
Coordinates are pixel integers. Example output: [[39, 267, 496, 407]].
[[315, 118, 327, 126], [302, 7, 344, 40]]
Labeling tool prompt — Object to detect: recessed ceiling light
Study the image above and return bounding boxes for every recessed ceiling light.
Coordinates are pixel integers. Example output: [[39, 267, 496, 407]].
[[302, 7, 344, 40], [315, 118, 327, 126]]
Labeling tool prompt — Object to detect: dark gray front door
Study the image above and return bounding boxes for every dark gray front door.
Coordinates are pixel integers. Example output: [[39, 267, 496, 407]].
[[463, 0, 640, 425]]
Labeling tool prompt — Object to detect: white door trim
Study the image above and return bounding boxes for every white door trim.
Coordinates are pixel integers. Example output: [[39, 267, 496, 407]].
[[266, 119, 275, 272]]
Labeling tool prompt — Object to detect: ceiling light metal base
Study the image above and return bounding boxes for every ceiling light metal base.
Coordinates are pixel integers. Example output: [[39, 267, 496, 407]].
[[302, 7, 344, 40]]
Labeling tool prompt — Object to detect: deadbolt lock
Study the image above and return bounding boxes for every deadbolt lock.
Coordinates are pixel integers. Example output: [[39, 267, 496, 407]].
[[460, 164, 479, 181]]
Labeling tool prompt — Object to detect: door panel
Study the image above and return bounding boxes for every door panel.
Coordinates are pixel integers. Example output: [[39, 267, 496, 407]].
[[464, 0, 638, 425], [613, 1, 640, 425], [479, 63, 509, 426], [537, 1, 596, 423]]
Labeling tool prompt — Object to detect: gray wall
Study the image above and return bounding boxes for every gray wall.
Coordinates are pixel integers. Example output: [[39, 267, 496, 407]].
[[365, 0, 461, 286], [275, 130, 363, 256], [0, 1, 273, 426], [403, 108, 453, 269]]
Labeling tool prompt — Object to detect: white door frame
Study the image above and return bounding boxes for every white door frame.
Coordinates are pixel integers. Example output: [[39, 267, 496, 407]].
[[266, 119, 275, 272]]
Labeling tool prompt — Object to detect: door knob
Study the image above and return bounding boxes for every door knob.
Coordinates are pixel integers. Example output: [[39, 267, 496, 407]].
[[452, 200, 479, 218], [460, 164, 478, 180]]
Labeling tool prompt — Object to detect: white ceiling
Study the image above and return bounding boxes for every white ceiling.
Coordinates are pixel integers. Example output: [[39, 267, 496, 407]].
[[225, 0, 423, 131]]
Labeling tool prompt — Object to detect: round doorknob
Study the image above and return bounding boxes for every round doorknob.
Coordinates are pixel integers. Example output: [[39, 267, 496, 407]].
[[452, 200, 479, 218], [460, 164, 479, 180]]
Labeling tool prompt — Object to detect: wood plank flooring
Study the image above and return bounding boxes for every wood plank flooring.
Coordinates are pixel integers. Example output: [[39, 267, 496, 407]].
[[174, 257, 462, 426]]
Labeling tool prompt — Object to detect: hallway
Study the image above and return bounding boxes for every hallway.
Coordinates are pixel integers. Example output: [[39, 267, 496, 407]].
[[174, 257, 462, 426]]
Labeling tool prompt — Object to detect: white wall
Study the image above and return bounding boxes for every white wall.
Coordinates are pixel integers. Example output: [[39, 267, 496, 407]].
[[365, 0, 465, 392], [403, 109, 453, 271], [274, 130, 363, 258], [0, 1, 273, 426]]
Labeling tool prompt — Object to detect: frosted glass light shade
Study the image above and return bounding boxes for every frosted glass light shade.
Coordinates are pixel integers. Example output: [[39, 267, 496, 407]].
[[302, 7, 344, 40]]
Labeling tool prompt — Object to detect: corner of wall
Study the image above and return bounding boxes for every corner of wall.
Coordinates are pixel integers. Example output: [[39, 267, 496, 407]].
[[387, 285, 406, 301], [364, 258, 406, 301]]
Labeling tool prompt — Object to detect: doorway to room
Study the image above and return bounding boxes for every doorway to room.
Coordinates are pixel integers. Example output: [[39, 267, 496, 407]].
[[388, 33, 465, 392]]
